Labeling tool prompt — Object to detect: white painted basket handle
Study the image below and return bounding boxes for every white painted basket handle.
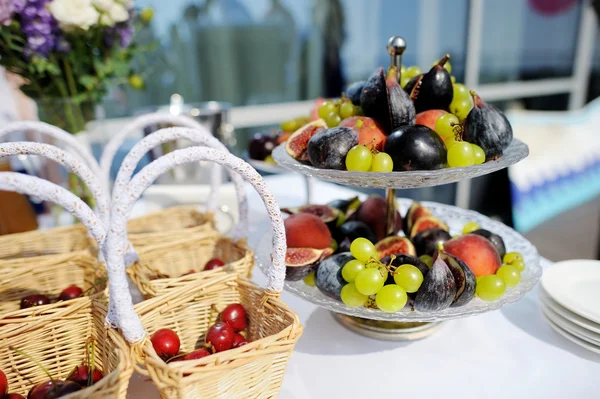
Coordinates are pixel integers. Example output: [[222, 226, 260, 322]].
[[0, 172, 106, 246], [0, 121, 106, 193], [106, 147, 286, 343], [0, 142, 109, 226], [112, 126, 248, 240]]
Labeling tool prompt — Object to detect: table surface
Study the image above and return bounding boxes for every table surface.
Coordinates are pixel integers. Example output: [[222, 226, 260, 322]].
[[128, 174, 600, 399]]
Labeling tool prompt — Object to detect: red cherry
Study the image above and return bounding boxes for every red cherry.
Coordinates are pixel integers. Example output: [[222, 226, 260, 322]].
[[66, 365, 103, 387], [59, 285, 83, 301], [20, 294, 50, 309], [221, 304, 247, 332], [205, 322, 234, 352], [0, 369, 7, 395], [204, 258, 225, 271], [4, 393, 25, 399], [184, 349, 211, 361], [151, 329, 181, 361], [28, 380, 81, 399], [232, 333, 249, 348]]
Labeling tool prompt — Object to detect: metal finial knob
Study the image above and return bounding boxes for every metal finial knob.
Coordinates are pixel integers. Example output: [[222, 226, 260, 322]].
[[387, 36, 407, 56]]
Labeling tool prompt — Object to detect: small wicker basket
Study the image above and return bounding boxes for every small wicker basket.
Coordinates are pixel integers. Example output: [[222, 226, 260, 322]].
[[127, 235, 253, 298], [104, 143, 302, 398], [126, 205, 217, 249], [0, 224, 92, 260]]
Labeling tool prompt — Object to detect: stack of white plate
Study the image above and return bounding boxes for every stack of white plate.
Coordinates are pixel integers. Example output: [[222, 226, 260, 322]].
[[541, 259, 600, 354]]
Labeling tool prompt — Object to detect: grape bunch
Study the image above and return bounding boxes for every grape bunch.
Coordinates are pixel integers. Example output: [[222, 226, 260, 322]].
[[318, 98, 363, 128], [345, 145, 394, 172]]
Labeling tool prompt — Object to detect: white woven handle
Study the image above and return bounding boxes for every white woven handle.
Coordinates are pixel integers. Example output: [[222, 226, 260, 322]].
[[0, 142, 109, 226], [106, 147, 286, 343], [0, 121, 105, 193], [99, 113, 210, 185], [0, 172, 106, 245], [112, 126, 248, 239]]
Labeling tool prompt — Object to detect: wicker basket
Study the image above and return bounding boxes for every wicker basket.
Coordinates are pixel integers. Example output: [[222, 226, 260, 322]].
[[0, 224, 92, 260], [127, 235, 253, 298], [0, 298, 133, 399], [0, 251, 106, 315], [126, 205, 218, 249], [104, 143, 301, 399], [135, 273, 302, 399]]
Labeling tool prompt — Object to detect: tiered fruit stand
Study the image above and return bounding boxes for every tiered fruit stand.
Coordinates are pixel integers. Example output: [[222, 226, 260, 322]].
[[257, 36, 540, 340]]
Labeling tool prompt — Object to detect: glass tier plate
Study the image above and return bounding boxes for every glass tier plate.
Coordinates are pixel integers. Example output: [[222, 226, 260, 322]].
[[247, 158, 287, 174], [256, 198, 542, 322], [271, 139, 529, 189]]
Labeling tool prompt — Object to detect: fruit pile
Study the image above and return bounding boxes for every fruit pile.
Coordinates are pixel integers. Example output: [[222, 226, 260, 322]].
[[16, 284, 91, 311], [150, 303, 250, 364], [285, 55, 513, 171], [0, 342, 104, 398], [282, 196, 527, 313], [248, 116, 310, 163]]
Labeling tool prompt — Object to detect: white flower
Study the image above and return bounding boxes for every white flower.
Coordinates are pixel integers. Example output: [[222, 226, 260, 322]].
[[48, 0, 100, 30], [92, 0, 114, 11], [94, 0, 129, 26]]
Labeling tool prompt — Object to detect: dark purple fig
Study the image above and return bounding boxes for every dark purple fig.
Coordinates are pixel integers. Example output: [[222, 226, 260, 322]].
[[307, 127, 358, 169], [360, 67, 415, 134], [439, 251, 477, 307], [463, 91, 513, 160], [409, 54, 453, 113], [248, 134, 277, 161], [403, 201, 432, 236], [345, 81, 365, 106], [471, 229, 506, 259], [412, 228, 452, 257], [414, 252, 456, 311], [337, 220, 377, 244], [327, 196, 361, 223], [316, 252, 353, 300], [384, 125, 447, 171]]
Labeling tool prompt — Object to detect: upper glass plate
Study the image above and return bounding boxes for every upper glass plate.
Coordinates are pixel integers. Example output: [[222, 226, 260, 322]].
[[271, 139, 529, 189], [247, 158, 287, 175], [256, 198, 542, 322]]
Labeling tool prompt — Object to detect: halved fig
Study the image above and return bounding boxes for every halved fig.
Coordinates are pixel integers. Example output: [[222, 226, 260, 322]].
[[285, 119, 327, 161], [281, 204, 340, 230], [439, 251, 477, 307], [327, 196, 361, 224], [375, 236, 416, 259], [410, 216, 449, 239], [403, 202, 432, 236], [285, 247, 333, 281], [412, 228, 452, 256], [414, 252, 456, 312]]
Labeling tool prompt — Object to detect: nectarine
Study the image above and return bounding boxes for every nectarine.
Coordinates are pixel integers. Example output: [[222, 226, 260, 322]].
[[284, 213, 332, 249], [444, 234, 502, 277]]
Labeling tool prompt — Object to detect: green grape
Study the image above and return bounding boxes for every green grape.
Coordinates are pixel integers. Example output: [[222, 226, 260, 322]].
[[419, 254, 433, 268], [342, 259, 365, 283], [462, 221, 480, 235], [453, 83, 470, 102], [355, 267, 386, 295], [432, 60, 452, 73], [393, 265, 424, 293], [375, 284, 408, 312], [350, 237, 377, 262], [503, 252, 523, 264], [341, 283, 368, 307], [472, 144, 486, 164], [346, 145, 373, 172], [476, 275, 506, 301], [370, 152, 394, 172], [264, 155, 276, 165], [280, 119, 299, 132], [354, 106, 364, 116], [506, 259, 525, 272], [444, 136, 458, 149], [318, 101, 336, 119], [303, 272, 316, 287], [326, 112, 342, 128], [447, 142, 475, 167], [400, 75, 411, 88], [340, 101, 355, 119], [401, 65, 407, 76], [450, 98, 472, 121], [331, 238, 339, 251], [434, 113, 460, 139], [496, 265, 521, 287], [451, 75, 456, 83], [405, 66, 422, 79]]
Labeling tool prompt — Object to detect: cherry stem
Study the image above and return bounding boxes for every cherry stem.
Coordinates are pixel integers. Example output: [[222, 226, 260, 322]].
[[81, 277, 108, 296], [437, 54, 451, 68], [13, 348, 56, 387]]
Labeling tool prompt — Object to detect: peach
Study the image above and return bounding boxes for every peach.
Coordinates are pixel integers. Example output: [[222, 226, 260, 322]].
[[443, 234, 502, 277], [284, 213, 332, 249], [415, 109, 447, 131], [340, 116, 387, 151]]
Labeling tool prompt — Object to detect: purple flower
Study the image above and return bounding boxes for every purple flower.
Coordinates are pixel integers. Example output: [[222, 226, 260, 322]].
[[104, 22, 134, 48], [118, 24, 133, 47], [55, 36, 70, 53], [26, 32, 55, 56], [0, 0, 14, 25], [12, 0, 26, 13], [18, 0, 59, 58]]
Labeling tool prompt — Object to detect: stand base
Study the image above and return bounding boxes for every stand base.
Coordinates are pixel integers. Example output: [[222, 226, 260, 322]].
[[332, 313, 443, 341]]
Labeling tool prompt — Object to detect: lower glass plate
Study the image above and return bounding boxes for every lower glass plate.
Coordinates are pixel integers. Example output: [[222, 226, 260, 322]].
[[256, 198, 542, 322]]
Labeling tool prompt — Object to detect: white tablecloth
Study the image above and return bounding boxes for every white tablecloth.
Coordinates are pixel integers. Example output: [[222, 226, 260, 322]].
[[129, 174, 600, 399]]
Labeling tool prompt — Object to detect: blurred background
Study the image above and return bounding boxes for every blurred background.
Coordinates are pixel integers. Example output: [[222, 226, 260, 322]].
[[2, 0, 599, 261]]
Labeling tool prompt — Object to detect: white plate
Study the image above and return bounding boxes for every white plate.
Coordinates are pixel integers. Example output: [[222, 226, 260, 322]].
[[541, 302, 600, 346], [540, 288, 600, 334], [544, 313, 600, 356], [541, 260, 600, 324]]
